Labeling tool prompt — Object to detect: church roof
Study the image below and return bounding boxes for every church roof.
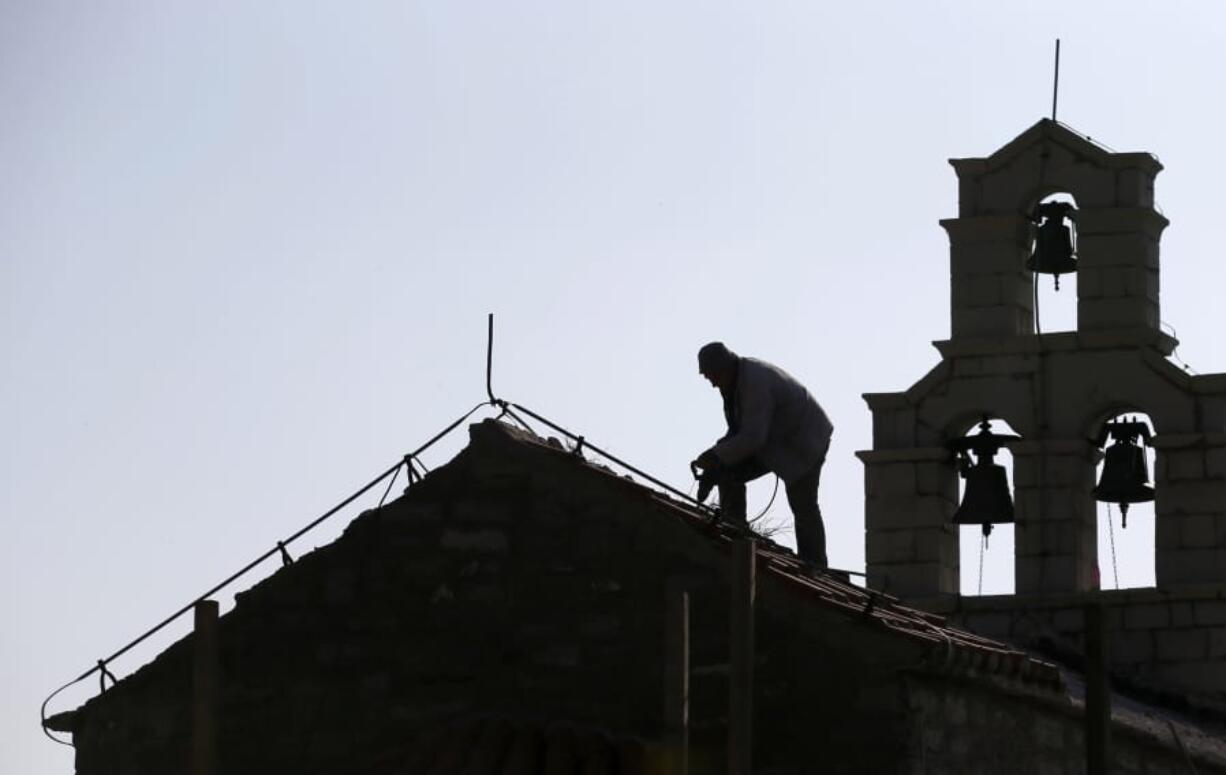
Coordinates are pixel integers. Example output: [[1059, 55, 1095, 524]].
[[481, 420, 1064, 690]]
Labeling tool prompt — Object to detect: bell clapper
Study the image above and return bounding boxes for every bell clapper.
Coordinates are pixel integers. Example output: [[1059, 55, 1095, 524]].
[[1120, 502, 1129, 529]]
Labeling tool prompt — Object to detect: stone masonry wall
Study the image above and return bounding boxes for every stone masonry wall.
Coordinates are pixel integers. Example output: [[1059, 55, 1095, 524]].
[[859, 446, 960, 599], [942, 586, 1226, 701], [904, 675, 1223, 775], [1154, 432, 1226, 586], [864, 342, 1226, 597]]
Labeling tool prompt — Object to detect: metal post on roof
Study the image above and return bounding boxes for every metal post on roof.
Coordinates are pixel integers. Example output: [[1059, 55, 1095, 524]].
[[192, 599, 220, 775], [728, 539, 756, 775], [1084, 601, 1110, 775], [664, 584, 690, 775], [486, 313, 496, 403], [1052, 38, 1061, 122]]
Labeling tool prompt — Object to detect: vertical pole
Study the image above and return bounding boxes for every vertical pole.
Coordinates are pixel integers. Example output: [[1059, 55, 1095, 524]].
[[486, 313, 497, 403], [664, 586, 690, 775], [728, 539, 756, 775], [1085, 601, 1110, 775], [192, 599, 219, 775], [1052, 38, 1061, 122]]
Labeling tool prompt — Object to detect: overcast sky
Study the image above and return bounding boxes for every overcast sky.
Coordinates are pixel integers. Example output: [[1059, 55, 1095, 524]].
[[5, 2, 1225, 772]]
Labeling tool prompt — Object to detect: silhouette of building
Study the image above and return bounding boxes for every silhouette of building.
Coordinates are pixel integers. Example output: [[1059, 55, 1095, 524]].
[[50, 420, 1224, 773], [49, 120, 1226, 773]]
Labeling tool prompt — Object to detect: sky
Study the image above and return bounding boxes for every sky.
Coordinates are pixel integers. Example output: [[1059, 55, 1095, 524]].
[[4, 2, 1225, 772]]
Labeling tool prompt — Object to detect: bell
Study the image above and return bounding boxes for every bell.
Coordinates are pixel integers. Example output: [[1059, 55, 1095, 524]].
[[1093, 418, 1155, 527], [954, 461, 1015, 535], [951, 417, 1021, 537], [1027, 201, 1078, 289]]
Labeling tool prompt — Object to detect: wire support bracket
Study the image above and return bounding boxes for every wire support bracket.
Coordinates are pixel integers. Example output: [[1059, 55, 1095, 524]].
[[97, 660, 116, 694], [401, 453, 427, 493]]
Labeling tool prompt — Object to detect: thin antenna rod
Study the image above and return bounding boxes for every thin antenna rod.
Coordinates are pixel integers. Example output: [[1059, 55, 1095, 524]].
[[1052, 39, 1061, 122], [486, 313, 496, 403]]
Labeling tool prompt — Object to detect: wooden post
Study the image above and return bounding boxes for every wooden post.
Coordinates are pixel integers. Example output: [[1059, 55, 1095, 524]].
[[664, 586, 690, 775], [728, 539, 755, 775], [192, 599, 219, 775], [1085, 602, 1110, 775]]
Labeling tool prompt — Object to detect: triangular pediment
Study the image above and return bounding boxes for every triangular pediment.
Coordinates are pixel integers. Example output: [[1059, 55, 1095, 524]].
[[950, 118, 1162, 177]]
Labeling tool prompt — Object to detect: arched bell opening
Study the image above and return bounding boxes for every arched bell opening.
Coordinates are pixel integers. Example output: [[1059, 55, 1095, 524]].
[[1091, 410, 1157, 590], [1026, 191, 1080, 335], [953, 416, 1020, 596]]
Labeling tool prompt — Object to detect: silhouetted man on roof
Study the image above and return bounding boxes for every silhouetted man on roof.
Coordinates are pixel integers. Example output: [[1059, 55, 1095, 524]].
[[692, 342, 833, 568]]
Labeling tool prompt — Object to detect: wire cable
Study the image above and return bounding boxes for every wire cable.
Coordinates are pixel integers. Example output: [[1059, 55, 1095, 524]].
[[509, 401, 712, 511], [978, 533, 986, 596], [91, 461, 400, 674], [1107, 503, 1120, 590], [40, 400, 496, 743], [748, 475, 780, 525], [1161, 320, 1196, 374], [499, 406, 537, 435], [377, 464, 402, 507], [39, 679, 80, 746], [1033, 267, 1043, 336]]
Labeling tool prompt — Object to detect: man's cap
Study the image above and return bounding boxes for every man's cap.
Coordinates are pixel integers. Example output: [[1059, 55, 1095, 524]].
[[698, 342, 738, 374]]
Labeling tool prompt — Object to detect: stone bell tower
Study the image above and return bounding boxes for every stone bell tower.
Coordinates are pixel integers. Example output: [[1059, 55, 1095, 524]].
[[858, 119, 1226, 604]]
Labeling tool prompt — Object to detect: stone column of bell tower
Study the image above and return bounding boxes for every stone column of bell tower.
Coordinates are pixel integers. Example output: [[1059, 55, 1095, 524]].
[[942, 213, 1034, 339], [1075, 166, 1166, 335]]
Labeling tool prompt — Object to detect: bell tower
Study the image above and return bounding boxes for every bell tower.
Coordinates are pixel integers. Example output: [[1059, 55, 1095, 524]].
[[858, 119, 1226, 605], [944, 118, 1167, 341]]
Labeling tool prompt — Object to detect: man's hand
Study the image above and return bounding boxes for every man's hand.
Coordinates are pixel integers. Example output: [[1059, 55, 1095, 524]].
[[691, 450, 723, 505]]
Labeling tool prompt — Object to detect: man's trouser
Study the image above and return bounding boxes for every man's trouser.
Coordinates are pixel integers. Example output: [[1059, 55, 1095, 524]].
[[717, 457, 827, 568]]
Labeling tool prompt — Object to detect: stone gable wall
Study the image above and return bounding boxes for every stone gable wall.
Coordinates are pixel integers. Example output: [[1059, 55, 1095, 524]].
[[70, 429, 915, 774]]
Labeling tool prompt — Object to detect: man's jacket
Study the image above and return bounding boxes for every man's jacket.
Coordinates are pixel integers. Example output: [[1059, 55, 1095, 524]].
[[707, 357, 833, 483]]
